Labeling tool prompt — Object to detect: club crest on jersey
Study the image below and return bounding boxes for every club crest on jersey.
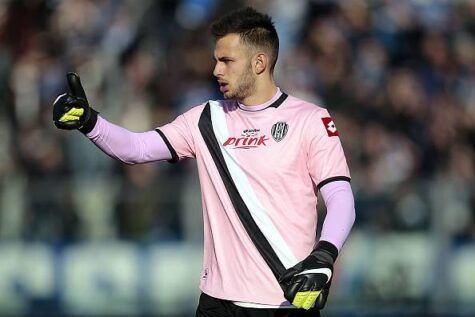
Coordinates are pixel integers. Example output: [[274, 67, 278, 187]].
[[321, 117, 339, 137], [271, 122, 288, 142]]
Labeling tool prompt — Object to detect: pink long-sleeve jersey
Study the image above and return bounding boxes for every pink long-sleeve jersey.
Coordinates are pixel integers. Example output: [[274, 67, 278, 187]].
[[156, 90, 351, 305]]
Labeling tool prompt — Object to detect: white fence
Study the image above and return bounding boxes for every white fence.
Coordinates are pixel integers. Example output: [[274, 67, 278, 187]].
[[0, 231, 474, 316]]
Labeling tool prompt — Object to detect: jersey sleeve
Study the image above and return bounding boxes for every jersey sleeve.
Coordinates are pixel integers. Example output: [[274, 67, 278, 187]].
[[307, 108, 351, 189], [156, 105, 202, 162]]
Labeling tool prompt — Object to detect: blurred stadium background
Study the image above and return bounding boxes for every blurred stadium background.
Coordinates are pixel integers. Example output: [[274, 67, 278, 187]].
[[0, 0, 474, 316]]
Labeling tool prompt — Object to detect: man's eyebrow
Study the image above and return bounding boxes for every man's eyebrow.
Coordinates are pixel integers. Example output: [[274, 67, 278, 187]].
[[214, 56, 235, 61]]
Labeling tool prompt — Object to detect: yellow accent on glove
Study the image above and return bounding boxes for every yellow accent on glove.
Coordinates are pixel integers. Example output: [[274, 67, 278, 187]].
[[292, 290, 322, 310], [59, 108, 84, 122]]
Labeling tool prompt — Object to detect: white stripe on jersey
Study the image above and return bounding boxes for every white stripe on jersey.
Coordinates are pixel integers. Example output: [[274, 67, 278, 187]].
[[209, 101, 298, 269]]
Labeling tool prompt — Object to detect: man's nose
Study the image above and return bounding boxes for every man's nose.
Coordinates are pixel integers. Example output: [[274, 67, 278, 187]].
[[213, 63, 221, 78]]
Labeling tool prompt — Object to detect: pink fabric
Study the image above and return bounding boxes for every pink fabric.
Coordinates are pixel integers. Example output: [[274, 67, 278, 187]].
[[86, 116, 171, 164], [159, 94, 351, 305], [319, 180, 355, 251]]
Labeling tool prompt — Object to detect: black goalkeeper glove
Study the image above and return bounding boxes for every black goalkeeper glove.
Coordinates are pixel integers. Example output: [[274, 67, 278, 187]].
[[53, 72, 98, 133], [279, 240, 338, 310]]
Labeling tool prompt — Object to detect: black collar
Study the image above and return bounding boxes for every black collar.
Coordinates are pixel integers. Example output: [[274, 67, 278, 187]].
[[237, 93, 288, 112]]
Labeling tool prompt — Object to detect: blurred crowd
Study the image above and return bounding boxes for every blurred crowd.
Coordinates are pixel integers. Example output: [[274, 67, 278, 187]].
[[0, 0, 473, 245]]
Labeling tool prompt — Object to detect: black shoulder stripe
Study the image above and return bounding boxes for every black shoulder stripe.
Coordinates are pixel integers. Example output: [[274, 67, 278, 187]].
[[155, 129, 179, 163], [198, 103, 287, 285], [317, 176, 351, 190]]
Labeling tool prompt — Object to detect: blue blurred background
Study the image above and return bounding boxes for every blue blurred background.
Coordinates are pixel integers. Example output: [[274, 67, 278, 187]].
[[0, 0, 474, 316]]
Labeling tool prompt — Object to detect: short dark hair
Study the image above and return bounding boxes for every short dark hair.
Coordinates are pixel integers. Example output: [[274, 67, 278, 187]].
[[210, 7, 279, 73]]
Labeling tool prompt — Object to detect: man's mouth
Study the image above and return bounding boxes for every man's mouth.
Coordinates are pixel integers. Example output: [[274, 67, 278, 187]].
[[218, 81, 229, 93]]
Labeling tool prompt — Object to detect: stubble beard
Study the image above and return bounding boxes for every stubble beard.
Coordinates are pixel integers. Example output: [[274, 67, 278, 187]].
[[224, 65, 256, 101]]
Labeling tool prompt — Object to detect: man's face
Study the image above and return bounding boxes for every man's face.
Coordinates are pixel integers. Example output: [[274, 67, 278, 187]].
[[213, 33, 256, 101]]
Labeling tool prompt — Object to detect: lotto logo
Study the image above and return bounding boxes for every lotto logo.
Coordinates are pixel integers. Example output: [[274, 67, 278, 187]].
[[321, 117, 339, 136]]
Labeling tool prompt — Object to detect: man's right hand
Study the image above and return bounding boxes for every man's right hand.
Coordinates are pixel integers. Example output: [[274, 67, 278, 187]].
[[53, 72, 97, 133]]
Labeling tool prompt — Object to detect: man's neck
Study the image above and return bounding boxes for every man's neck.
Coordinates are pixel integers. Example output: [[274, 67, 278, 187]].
[[239, 81, 278, 107]]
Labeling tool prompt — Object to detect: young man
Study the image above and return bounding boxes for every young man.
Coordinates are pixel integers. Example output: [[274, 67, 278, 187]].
[[53, 7, 355, 317]]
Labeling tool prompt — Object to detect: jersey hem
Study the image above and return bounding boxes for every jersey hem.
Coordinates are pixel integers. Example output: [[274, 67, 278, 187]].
[[200, 286, 289, 307], [232, 301, 298, 309]]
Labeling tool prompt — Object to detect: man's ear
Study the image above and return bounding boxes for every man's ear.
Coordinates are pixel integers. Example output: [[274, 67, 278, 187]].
[[253, 52, 268, 75]]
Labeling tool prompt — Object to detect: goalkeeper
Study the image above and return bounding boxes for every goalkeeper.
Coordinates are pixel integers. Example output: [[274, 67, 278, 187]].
[[53, 7, 355, 317]]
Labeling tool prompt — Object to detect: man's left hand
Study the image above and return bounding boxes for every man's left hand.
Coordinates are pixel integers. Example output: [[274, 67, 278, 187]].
[[279, 241, 337, 310]]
